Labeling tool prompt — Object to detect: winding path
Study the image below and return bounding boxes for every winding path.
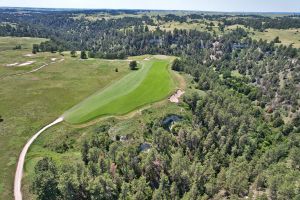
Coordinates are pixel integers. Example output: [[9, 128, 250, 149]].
[[14, 117, 64, 200]]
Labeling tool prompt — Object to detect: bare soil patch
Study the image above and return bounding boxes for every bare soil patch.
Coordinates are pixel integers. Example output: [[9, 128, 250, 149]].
[[6, 63, 19, 67], [18, 61, 35, 67], [169, 89, 185, 103]]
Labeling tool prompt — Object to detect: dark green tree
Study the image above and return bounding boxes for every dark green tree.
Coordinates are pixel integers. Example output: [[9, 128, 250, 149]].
[[32, 158, 61, 200], [131, 176, 152, 200], [88, 173, 117, 200], [273, 36, 281, 43], [81, 140, 89, 165], [80, 51, 88, 59], [129, 61, 137, 70], [70, 50, 77, 57], [171, 59, 182, 71]]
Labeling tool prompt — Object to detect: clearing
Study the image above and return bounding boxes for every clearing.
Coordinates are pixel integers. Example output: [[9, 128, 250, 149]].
[[252, 28, 300, 48], [225, 25, 300, 48]]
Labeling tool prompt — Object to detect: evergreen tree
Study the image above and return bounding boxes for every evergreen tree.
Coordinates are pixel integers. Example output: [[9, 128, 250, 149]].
[[80, 51, 88, 59]]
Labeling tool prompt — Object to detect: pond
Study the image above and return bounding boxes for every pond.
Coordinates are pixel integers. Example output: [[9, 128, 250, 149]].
[[161, 114, 182, 131]]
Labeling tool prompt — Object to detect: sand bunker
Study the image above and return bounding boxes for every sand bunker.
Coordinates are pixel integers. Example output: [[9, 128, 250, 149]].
[[169, 90, 185, 103], [6, 63, 19, 67], [24, 54, 33, 57], [18, 61, 35, 66], [153, 55, 169, 59], [51, 58, 57, 61]]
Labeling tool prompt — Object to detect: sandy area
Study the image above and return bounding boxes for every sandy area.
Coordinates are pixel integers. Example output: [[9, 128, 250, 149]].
[[153, 55, 169, 59], [169, 89, 185, 103], [51, 58, 57, 61], [24, 54, 33, 57], [18, 61, 35, 66], [6, 63, 19, 67]]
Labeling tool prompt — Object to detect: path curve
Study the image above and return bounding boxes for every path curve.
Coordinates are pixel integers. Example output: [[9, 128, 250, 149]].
[[14, 117, 64, 200]]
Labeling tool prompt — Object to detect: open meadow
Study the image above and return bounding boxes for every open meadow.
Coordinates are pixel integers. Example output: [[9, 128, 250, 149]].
[[225, 25, 300, 48], [252, 28, 300, 48]]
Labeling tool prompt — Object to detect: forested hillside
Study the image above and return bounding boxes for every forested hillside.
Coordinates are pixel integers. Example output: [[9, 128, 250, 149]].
[[1, 8, 299, 199]]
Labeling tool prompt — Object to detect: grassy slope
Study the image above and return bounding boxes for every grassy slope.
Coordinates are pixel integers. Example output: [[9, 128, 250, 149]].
[[158, 20, 220, 33], [225, 25, 300, 48], [64, 58, 175, 124], [0, 37, 47, 51], [252, 28, 300, 48], [0, 37, 131, 200], [63, 61, 152, 122]]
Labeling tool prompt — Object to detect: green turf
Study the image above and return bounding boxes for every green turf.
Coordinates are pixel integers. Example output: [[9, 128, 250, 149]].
[[64, 59, 175, 124]]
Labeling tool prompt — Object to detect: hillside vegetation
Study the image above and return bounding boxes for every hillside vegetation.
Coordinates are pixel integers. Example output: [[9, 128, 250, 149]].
[[0, 37, 131, 200], [0, 9, 299, 200]]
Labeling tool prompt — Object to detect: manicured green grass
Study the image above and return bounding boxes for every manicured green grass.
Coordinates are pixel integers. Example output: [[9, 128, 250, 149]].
[[64, 59, 175, 124]]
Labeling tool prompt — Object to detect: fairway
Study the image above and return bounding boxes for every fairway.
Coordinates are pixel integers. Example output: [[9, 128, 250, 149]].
[[63, 59, 175, 124]]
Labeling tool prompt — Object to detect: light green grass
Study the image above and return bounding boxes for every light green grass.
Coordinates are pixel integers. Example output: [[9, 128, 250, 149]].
[[64, 59, 175, 124]]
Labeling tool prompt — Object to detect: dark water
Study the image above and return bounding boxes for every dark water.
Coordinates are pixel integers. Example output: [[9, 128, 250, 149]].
[[162, 114, 182, 130]]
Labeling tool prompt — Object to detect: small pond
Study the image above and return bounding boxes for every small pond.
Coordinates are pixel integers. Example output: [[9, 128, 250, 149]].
[[161, 114, 182, 130]]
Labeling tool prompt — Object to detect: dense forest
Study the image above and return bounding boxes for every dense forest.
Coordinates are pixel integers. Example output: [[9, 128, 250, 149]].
[[1, 8, 299, 199]]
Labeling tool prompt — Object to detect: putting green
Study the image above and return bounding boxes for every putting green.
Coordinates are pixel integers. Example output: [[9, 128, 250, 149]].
[[64, 58, 175, 124]]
